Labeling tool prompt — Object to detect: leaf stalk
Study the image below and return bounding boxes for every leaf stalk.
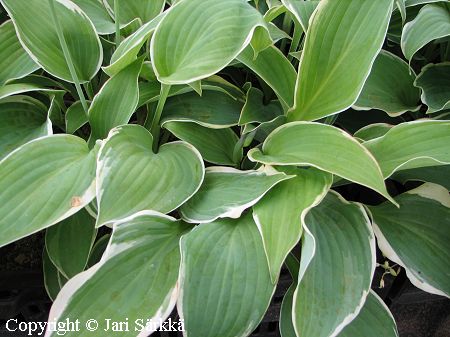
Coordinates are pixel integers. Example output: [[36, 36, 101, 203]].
[[47, 0, 89, 116]]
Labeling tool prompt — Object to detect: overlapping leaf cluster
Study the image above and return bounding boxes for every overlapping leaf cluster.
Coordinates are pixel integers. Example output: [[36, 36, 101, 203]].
[[0, 1, 449, 336]]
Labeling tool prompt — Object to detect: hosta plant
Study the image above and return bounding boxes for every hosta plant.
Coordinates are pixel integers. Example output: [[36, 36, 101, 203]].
[[0, 0, 449, 336]]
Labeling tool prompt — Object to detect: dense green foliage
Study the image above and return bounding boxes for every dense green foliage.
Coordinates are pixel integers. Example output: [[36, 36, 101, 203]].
[[0, 0, 449, 336]]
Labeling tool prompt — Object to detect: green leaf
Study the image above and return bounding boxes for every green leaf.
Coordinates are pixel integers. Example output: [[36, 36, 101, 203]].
[[66, 101, 88, 134], [281, 0, 319, 31], [164, 121, 239, 166], [179, 213, 276, 337], [354, 50, 421, 116], [0, 83, 64, 101], [71, 0, 116, 35], [161, 91, 243, 128], [267, 22, 291, 43], [279, 285, 297, 337], [405, 0, 447, 5], [89, 58, 143, 141], [248, 122, 395, 205], [43, 248, 64, 301], [370, 183, 450, 297], [0, 20, 39, 86], [253, 167, 332, 282], [396, 0, 407, 23], [0, 0, 102, 83], [237, 45, 297, 108], [293, 192, 376, 337], [104, 0, 165, 25], [354, 123, 393, 142], [288, 0, 393, 121], [0, 135, 97, 247], [0, 95, 52, 159], [363, 120, 450, 178], [414, 63, 450, 113], [104, 12, 165, 76], [239, 87, 283, 125], [151, 0, 268, 84], [87, 233, 110, 268], [138, 76, 244, 108], [96, 125, 204, 227], [45, 209, 96, 279], [338, 291, 399, 337], [180, 166, 292, 223], [401, 4, 450, 61], [46, 211, 190, 337], [7, 74, 74, 96], [244, 115, 287, 143], [392, 165, 450, 190]]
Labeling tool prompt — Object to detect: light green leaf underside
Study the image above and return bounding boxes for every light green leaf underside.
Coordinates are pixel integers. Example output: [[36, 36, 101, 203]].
[[96, 125, 204, 227], [248, 122, 394, 204], [164, 121, 239, 166], [364, 120, 450, 178], [1, 0, 102, 83], [180, 167, 292, 223], [179, 213, 275, 337], [253, 167, 332, 282], [401, 4, 450, 61], [414, 63, 450, 113], [236, 45, 296, 108], [354, 50, 421, 116], [392, 165, 450, 190], [0, 20, 39, 86], [45, 208, 96, 279], [66, 101, 88, 134], [89, 58, 143, 141], [281, 0, 319, 31], [46, 212, 189, 337], [104, 0, 165, 25], [288, 0, 393, 121], [152, 0, 268, 84], [104, 12, 165, 76], [338, 291, 399, 337], [0, 95, 52, 159], [239, 87, 283, 125], [370, 184, 450, 297], [161, 91, 243, 129], [293, 192, 375, 337], [71, 0, 115, 35], [0, 135, 97, 248]]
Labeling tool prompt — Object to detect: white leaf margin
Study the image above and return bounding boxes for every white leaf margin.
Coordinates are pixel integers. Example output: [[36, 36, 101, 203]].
[[45, 211, 180, 337], [369, 183, 450, 298], [150, 0, 271, 85], [180, 165, 294, 224], [252, 171, 332, 282], [96, 125, 205, 227], [0, 0, 103, 83], [292, 191, 377, 337], [0, 134, 96, 247]]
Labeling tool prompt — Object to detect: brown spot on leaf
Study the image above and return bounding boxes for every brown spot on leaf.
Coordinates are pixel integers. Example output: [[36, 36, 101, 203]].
[[71, 196, 82, 207]]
